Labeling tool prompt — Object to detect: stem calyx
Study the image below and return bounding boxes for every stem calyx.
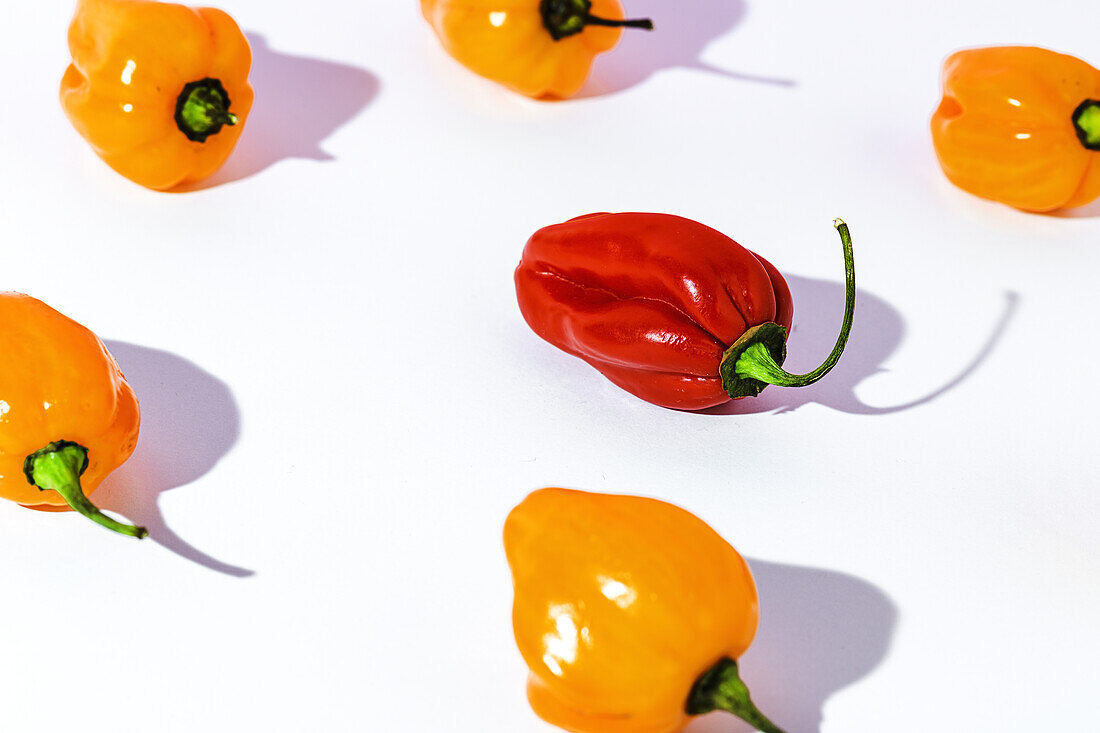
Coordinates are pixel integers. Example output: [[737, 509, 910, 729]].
[[718, 322, 788, 398], [175, 77, 238, 143], [719, 219, 856, 399], [1073, 99, 1100, 151], [23, 440, 147, 539], [686, 657, 786, 733], [539, 0, 653, 41]]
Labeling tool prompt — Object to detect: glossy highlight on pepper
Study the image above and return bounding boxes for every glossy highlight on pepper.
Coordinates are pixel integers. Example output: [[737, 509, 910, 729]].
[[421, 0, 653, 98], [505, 488, 786, 733], [0, 293, 145, 538], [515, 213, 856, 410], [931, 46, 1100, 211], [60, 0, 254, 190]]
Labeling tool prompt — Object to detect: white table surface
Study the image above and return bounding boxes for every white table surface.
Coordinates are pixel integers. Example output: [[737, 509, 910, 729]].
[[2, 0, 1097, 730]]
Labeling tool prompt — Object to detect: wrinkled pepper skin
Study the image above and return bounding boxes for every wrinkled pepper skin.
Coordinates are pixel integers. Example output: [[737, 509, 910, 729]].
[[505, 488, 779, 733], [515, 213, 794, 410], [931, 46, 1100, 211], [60, 0, 253, 190], [0, 294, 144, 537], [421, 0, 631, 98]]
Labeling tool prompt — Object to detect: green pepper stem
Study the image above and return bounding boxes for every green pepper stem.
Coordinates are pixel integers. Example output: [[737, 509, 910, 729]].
[[733, 219, 856, 389], [686, 657, 786, 733], [23, 441, 147, 539], [1072, 99, 1100, 151]]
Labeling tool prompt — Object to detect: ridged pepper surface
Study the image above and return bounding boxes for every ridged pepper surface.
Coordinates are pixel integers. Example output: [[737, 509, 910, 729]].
[[932, 46, 1100, 211], [515, 213, 856, 410], [422, 0, 652, 98], [505, 488, 786, 732], [0, 293, 145, 538], [60, 0, 253, 190]]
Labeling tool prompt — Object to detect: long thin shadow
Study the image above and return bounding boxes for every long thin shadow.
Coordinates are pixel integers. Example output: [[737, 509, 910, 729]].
[[95, 341, 252, 577], [841, 290, 1018, 415], [685, 559, 897, 733], [703, 280, 1018, 416], [688, 60, 797, 87], [578, 0, 795, 97], [183, 33, 380, 189]]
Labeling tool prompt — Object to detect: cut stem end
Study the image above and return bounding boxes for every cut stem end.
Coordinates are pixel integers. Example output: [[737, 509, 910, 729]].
[[175, 77, 237, 143], [1073, 99, 1100, 150]]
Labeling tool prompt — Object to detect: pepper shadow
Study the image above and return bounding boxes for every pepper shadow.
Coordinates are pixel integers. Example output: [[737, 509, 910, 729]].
[[1047, 197, 1100, 218], [95, 341, 251, 577], [702, 279, 1018, 416], [578, 0, 795, 97], [184, 33, 380, 189], [685, 559, 897, 733]]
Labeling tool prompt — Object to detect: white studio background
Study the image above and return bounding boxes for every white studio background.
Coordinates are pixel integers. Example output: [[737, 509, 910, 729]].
[[1, 0, 1097, 730]]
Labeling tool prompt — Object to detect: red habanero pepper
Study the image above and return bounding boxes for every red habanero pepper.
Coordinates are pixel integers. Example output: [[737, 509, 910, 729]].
[[515, 214, 856, 410]]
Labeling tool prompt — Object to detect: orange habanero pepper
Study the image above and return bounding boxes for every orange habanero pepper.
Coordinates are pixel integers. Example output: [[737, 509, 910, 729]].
[[60, 0, 254, 190], [504, 488, 785, 733], [931, 46, 1100, 212], [422, 0, 653, 98], [0, 293, 145, 538]]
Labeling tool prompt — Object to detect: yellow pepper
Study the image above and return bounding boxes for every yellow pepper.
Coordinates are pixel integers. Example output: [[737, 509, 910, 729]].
[[422, 0, 653, 98], [0, 293, 145, 538], [931, 46, 1100, 211], [60, 0, 254, 190], [504, 488, 785, 732]]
